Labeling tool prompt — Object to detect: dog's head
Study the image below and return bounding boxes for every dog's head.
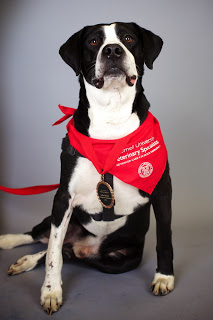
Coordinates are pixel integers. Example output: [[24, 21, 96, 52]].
[[59, 22, 163, 89]]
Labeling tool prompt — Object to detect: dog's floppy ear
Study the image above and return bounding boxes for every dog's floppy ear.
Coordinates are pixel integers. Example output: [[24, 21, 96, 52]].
[[134, 24, 163, 70], [59, 28, 84, 76]]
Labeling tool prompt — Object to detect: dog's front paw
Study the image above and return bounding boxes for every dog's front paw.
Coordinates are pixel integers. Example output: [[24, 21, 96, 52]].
[[151, 273, 174, 296], [41, 283, 62, 315]]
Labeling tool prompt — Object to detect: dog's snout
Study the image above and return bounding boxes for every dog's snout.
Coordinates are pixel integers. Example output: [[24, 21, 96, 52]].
[[103, 44, 124, 59]]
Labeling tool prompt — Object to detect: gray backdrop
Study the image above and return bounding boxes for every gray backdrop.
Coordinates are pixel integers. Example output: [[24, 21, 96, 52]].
[[0, 1, 212, 320]]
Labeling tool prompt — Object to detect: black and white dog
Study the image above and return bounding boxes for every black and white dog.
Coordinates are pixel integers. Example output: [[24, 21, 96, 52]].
[[0, 22, 174, 314]]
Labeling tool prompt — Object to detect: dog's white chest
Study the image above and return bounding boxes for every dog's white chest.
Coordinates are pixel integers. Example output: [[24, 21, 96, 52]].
[[68, 157, 149, 235]]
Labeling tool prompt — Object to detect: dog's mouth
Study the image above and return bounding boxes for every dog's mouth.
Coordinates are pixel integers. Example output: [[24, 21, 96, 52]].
[[92, 68, 136, 89]]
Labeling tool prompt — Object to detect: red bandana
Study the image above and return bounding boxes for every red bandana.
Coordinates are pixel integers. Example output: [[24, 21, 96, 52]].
[[53, 105, 167, 195]]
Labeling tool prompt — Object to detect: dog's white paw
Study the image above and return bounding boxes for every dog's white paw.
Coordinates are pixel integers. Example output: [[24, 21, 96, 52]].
[[151, 273, 174, 296], [41, 283, 63, 315], [8, 255, 35, 275], [0, 234, 34, 249], [8, 251, 46, 275]]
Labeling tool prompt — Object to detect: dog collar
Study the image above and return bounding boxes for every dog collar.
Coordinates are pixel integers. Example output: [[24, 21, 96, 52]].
[[53, 105, 167, 195]]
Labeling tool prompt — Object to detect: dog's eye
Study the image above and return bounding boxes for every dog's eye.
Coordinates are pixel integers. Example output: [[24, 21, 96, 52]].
[[125, 35, 133, 43], [90, 38, 98, 46]]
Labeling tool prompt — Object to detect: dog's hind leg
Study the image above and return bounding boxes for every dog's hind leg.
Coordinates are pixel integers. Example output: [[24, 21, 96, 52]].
[[0, 216, 52, 250], [31, 216, 51, 244], [0, 233, 35, 249], [8, 250, 47, 275]]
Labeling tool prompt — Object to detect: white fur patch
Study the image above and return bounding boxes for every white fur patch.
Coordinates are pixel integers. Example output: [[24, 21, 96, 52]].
[[8, 250, 46, 275], [114, 177, 149, 214], [151, 272, 175, 295], [69, 157, 102, 214], [95, 24, 138, 82], [69, 157, 149, 237], [83, 216, 127, 237], [0, 233, 34, 249], [85, 79, 139, 140]]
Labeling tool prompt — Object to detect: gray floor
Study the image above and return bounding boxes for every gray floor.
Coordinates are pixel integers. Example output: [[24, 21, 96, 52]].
[[0, 208, 212, 320]]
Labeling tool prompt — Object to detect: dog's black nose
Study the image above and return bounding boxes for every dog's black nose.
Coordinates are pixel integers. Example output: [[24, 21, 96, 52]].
[[103, 44, 124, 59]]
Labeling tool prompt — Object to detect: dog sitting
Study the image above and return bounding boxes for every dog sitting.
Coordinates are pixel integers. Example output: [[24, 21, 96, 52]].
[[0, 22, 174, 314]]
